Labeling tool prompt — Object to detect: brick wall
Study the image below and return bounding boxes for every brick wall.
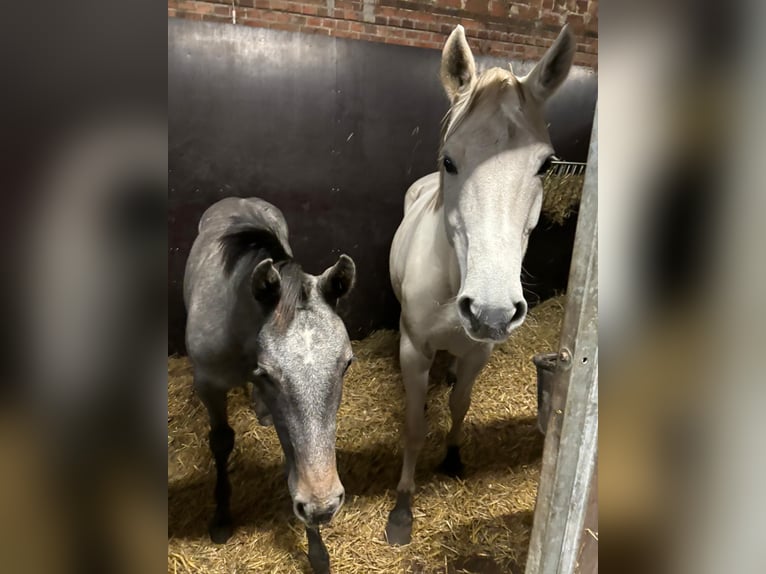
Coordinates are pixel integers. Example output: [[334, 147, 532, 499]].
[[168, 0, 597, 68]]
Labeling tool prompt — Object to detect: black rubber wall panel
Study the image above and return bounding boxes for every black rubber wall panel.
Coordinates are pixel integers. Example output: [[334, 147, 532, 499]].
[[168, 19, 597, 354]]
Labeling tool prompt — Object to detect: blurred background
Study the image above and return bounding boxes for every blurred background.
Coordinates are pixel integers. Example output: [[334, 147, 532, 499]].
[[0, 0, 765, 572]]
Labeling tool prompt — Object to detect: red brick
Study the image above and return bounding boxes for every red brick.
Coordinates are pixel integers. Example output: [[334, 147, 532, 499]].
[[177, 11, 204, 20], [464, 0, 487, 14], [202, 12, 231, 22], [490, 0, 506, 17], [378, 6, 397, 18], [176, 1, 207, 12], [567, 13, 585, 33]]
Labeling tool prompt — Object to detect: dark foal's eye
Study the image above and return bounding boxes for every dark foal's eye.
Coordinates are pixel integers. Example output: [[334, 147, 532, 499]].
[[537, 155, 556, 177], [253, 366, 276, 386], [443, 156, 458, 175]]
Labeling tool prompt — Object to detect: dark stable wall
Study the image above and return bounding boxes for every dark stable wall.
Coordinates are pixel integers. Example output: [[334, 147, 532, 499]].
[[168, 19, 597, 355]]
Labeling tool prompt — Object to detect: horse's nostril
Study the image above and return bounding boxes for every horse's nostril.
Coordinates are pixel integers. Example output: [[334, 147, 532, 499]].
[[511, 301, 527, 324], [458, 297, 475, 320]]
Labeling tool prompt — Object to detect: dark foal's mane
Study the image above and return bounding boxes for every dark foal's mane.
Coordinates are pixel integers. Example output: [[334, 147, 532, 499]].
[[219, 217, 308, 331]]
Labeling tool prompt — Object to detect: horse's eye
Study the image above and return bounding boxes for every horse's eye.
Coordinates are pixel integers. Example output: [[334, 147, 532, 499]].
[[343, 357, 355, 374], [443, 156, 458, 175], [254, 366, 276, 386], [537, 155, 555, 177]]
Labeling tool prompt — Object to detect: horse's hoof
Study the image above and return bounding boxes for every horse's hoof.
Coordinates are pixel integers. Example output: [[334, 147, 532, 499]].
[[209, 520, 234, 544], [437, 445, 464, 479], [385, 507, 413, 545]]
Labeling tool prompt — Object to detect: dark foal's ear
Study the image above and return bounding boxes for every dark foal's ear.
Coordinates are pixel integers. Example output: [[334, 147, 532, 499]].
[[251, 258, 282, 303], [319, 254, 356, 304]]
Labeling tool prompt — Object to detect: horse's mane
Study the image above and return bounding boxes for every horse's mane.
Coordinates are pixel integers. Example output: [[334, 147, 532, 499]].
[[219, 217, 307, 331], [219, 222, 289, 275]]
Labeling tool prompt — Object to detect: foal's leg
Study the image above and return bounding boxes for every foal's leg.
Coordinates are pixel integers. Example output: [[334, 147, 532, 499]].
[[386, 327, 432, 545], [195, 377, 236, 543], [306, 526, 330, 574], [438, 344, 492, 478], [445, 354, 458, 386]]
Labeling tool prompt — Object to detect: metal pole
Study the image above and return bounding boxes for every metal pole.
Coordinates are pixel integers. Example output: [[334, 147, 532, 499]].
[[525, 103, 598, 574]]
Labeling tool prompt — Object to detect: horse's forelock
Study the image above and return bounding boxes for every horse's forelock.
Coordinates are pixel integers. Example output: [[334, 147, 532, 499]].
[[272, 261, 307, 331], [439, 67, 516, 151]]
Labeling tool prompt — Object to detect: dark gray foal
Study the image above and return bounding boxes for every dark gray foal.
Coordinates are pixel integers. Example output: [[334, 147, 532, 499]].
[[184, 197, 356, 573]]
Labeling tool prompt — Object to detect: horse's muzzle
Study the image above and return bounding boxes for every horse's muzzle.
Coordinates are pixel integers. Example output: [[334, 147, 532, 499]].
[[457, 296, 527, 341], [293, 490, 345, 526]]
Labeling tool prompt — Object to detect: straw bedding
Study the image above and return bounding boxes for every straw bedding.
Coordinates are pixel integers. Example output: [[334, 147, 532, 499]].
[[168, 296, 565, 574]]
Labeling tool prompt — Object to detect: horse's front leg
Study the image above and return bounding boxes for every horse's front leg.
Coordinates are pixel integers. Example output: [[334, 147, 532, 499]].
[[386, 326, 432, 545], [306, 526, 330, 574], [438, 343, 492, 478], [195, 377, 236, 543]]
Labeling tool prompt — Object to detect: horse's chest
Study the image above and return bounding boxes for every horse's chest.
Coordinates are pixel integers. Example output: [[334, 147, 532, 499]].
[[406, 301, 476, 357]]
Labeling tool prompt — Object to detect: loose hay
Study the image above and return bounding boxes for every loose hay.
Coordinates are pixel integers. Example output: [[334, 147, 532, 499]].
[[168, 296, 566, 574], [541, 167, 586, 225]]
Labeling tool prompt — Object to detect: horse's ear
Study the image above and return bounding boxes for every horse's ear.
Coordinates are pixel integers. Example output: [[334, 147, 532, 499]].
[[319, 254, 356, 305], [441, 25, 476, 102], [521, 24, 575, 102], [251, 258, 282, 304]]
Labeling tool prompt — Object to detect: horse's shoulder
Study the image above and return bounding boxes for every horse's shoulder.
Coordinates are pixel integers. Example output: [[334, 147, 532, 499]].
[[403, 172, 440, 214]]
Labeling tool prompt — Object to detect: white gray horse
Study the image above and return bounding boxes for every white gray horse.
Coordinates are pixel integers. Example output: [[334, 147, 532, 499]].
[[386, 24, 575, 544], [184, 197, 355, 572]]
